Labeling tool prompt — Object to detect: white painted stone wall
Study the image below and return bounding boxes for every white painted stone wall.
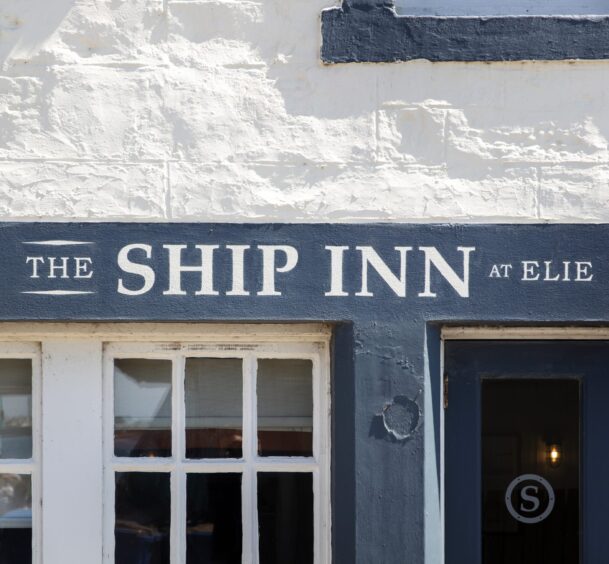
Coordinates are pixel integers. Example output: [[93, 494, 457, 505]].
[[1, 0, 608, 223]]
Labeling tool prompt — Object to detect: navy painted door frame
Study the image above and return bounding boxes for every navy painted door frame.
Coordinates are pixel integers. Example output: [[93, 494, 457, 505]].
[[445, 341, 609, 563], [2, 222, 609, 563]]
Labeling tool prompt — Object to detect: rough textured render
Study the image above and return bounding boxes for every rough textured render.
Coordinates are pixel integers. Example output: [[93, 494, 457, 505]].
[[0, 0, 608, 222]]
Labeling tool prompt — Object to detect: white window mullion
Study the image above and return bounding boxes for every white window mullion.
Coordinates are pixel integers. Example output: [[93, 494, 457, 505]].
[[313, 467, 322, 564], [108, 458, 175, 471], [312, 349, 331, 564], [242, 354, 258, 564], [103, 469, 115, 564], [170, 469, 186, 564], [31, 347, 42, 564], [242, 353, 255, 465], [249, 464, 260, 564], [174, 352, 185, 464], [241, 466, 255, 564], [251, 353, 261, 564], [42, 341, 103, 564], [171, 353, 186, 564], [253, 460, 318, 472], [0, 461, 35, 473], [181, 460, 245, 472], [320, 345, 332, 564], [102, 349, 115, 563], [312, 355, 322, 464]]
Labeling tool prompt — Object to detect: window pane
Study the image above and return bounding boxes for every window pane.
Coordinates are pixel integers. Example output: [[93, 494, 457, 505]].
[[114, 359, 172, 457], [257, 360, 313, 457], [0, 474, 32, 564], [0, 360, 32, 460], [258, 473, 313, 564], [185, 359, 242, 459], [115, 472, 170, 564], [186, 473, 242, 563], [482, 380, 580, 564]]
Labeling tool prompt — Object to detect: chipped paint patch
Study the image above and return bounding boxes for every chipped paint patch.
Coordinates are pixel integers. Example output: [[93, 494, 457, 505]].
[[382, 395, 420, 441]]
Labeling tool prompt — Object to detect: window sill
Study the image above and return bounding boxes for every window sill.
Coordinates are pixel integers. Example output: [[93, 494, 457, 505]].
[[321, 3, 609, 63]]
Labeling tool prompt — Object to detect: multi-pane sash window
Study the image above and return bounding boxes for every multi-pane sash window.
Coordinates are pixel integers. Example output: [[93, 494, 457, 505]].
[[0, 343, 40, 564], [103, 341, 330, 564]]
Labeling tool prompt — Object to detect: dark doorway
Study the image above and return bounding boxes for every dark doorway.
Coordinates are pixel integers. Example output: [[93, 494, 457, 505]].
[[445, 341, 609, 564]]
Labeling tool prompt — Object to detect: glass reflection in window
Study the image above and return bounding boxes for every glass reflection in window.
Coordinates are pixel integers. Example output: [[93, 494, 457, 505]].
[[115, 472, 170, 564], [258, 472, 313, 564], [114, 359, 172, 458], [186, 473, 242, 563], [185, 359, 243, 459], [257, 360, 313, 457], [0, 473, 32, 564], [0, 360, 32, 460]]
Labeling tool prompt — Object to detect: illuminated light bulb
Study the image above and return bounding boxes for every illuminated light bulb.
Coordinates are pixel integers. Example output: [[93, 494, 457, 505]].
[[546, 443, 562, 468]]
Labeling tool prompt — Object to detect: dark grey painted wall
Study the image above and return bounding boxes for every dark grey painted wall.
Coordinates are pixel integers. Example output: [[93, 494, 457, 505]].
[[7, 222, 609, 562], [321, 1, 609, 62]]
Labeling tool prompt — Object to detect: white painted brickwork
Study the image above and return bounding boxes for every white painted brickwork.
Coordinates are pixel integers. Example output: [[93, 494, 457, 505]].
[[1, 0, 609, 222]]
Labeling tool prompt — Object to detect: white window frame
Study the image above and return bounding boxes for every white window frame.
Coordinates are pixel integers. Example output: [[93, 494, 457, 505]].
[[102, 335, 332, 564], [0, 341, 41, 564]]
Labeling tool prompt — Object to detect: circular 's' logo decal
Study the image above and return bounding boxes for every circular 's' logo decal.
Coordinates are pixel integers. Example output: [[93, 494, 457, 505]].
[[505, 474, 555, 524]]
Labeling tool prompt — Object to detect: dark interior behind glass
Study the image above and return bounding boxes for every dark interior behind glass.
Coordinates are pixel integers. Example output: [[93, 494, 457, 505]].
[[482, 379, 580, 564]]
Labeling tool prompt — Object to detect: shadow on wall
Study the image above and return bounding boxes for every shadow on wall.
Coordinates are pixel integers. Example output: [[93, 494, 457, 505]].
[[166, 0, 380, 120], [0, 0, 75, 65]]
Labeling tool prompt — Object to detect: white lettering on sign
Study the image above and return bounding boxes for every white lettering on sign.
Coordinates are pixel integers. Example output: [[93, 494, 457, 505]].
[[226, 245, 250, 296], [521, 260, 593, 282], [48, 257, 69, 279], [74, 258, 94, 279], [418, 246, 475, 298], [325, 246, 474, 298], [22, 240, 96, 295], [117, 244, 155, 296], [114, 244, 476, 297], [163, 244, 220, 296], [26, 257, 44, 278], [522, 260, 540, 281], [325, 246, 349, 297], [488, 264, 513, 278], [576, 261, 593, 281], [26, 256, 94, 280], [18, 240, 598, 298], [257, 245, 299, 296], [355, 246, 412, 297]]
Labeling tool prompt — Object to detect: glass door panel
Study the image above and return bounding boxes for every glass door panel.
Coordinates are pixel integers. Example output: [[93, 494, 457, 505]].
[[445, 341, 609, 564], [482, 379, 579, 563]]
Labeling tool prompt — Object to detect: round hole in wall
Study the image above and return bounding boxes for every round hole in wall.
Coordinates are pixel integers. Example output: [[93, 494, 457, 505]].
[[382, 396, 420, 441]]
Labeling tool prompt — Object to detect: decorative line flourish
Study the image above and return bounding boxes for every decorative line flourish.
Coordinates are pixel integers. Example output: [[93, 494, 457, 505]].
[[21, 290, 95, 295], [23, 240, 94, 246]]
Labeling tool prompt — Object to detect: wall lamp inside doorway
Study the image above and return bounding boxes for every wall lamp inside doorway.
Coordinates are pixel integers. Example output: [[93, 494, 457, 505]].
[[546, 443, 562, 468]]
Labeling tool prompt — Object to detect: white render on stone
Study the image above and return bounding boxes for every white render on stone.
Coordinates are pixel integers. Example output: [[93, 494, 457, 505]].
[[1, 0, 608, 222]]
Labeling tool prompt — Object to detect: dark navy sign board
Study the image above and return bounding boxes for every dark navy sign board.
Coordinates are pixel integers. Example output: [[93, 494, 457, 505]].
[[6, 223, 603, 321], [5, 222, 607, 563]]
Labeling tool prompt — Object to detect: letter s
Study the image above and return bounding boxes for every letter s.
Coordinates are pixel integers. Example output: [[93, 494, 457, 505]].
[[117, 244, 155, 295], [520, 485, 540, 513]]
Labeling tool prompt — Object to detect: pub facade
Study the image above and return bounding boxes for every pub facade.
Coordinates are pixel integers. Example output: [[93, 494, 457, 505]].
[[1, 0, 608, 562]]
